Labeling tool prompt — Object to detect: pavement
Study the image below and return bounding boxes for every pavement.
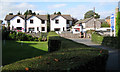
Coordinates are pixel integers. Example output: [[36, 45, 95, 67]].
[[69, 38, 120, 72]]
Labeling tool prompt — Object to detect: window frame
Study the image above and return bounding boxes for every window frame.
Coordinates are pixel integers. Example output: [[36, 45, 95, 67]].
[[17, 19, 20, 23], [30, 19, 33, 24], [55, 19, 59, 24], [41, 20, 45, 24]]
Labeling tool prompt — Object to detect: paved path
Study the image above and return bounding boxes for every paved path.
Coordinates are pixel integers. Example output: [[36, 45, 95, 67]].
[[69, 38, 120, 72]]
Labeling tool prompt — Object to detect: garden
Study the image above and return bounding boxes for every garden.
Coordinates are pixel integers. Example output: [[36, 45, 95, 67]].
[[2, 31, 108, 72]]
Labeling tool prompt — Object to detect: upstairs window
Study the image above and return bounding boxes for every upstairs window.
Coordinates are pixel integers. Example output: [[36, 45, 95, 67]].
[[41, 20, 45, 24], [55, 19, 59, 24], [67, 20, 69, 24], [17, 19, 20, 23], [30, 19, 33, 24]]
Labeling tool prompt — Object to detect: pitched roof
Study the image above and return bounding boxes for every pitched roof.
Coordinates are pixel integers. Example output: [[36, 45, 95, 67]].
[[105, 16, 110, 19], [50, 15, 72, 20], [76, 17, 93, 24], [5, 15, 48, 20], [5, 15, 17, 20], [98, 19, 106, 23], [36, 15, 48, 20]]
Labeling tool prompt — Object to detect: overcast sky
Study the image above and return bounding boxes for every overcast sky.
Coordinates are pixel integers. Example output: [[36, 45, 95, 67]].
[[0, 0, 119, 21]]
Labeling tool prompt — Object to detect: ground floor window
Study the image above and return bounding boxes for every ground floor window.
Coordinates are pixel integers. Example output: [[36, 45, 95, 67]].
[[12, 26, 14, 30], [29, 28, 34, 31], [54, 28, 60, 31], [16, 27, 22, 30], [37, 27, 39, 31], [41, 27, 45, 31]]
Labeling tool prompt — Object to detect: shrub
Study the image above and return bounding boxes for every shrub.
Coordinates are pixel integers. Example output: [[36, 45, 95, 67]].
[[101, 22, 110, 27], [33, 37, 38, 41], [48, 37, 61, 52], [2, 30, 10, 40], [39, 33, 48, 41], [26, 35, 34, 41], [91, 32, 103, 44]]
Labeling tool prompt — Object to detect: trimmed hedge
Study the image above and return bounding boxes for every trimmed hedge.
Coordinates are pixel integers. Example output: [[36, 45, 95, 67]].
[[102, 37, 118, 49], [48, 37, 61, 52]]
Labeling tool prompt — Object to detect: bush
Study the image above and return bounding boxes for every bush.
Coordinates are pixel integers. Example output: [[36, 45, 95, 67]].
[[48, 37, 61, 52], [39, 33, 47, 41], [102, 37, 118, 49], [101, 22, 110, 27], [91, 32, 103, 44], [2, 30, 37, 41], [2, 30, 10, 40], [26, 34, 34, 41]]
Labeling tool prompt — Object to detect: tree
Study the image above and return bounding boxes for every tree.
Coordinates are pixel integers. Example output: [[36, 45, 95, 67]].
[[116, 12, 120, 37], [9, 13, 13, 15], [84, 10, 100, 19], [72, 17, 78, 26], [116, 12, 120, 48], [17, 11, 22, 15], [47, 14, 50, 32], [54, 12, 56, 15], [32, 12, 36, 15], [101, 22, 110, 27], [28, 10, 32, 15], [24, 10, 29, 15], [57, 12, 61, 15]]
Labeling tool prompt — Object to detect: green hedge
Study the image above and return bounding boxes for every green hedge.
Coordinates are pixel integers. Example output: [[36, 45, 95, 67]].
[[48, 36, 61, 52], [91, 33, 103, 44], [102, 37, 118, 49]]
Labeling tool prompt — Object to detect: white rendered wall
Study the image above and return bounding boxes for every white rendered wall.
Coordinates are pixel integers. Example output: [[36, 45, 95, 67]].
[[10, 16, 25, 32], [50, 16, 67, 32], [27, 16, 47, 33]]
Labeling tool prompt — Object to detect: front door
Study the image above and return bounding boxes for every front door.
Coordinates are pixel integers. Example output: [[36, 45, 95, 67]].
[[63, 27, 64, 31]]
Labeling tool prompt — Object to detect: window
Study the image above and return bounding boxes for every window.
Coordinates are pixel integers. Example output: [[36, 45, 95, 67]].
[[29, 28, 34, 31], [41, 20, 45, 24], [16, 27, 22, 30], [41, 27, 45, 31], [54, 28, 60, 31], [37, 27, 39, 31], [30, 19, 33, 23], [12, 26, 14, 30], [17, 19, 20, 23], [66, 20, 69, 24], [55, 19, 59, 24]]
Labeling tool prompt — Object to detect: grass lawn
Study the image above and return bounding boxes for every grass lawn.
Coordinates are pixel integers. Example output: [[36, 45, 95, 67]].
[[2, 32, 108, 71], [2, 40, 48, 65]]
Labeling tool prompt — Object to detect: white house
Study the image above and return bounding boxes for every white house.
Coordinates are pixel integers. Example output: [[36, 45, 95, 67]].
[[5, 15, 48, 33], [4, 14, 72, 33], [50, 15, 72, 33]]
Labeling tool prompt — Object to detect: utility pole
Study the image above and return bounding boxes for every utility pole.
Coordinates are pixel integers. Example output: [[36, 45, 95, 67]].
[[93, 7, 96, 30]]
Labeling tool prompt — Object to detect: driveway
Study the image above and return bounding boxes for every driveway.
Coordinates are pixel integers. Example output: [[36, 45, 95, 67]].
[[69, 38, 120, 72]]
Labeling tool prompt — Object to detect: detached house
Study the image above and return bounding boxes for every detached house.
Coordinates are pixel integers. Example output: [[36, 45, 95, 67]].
[[5, 15, 47, 33], [50, 15, 72, 33], [4, 14, 72, 33]]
